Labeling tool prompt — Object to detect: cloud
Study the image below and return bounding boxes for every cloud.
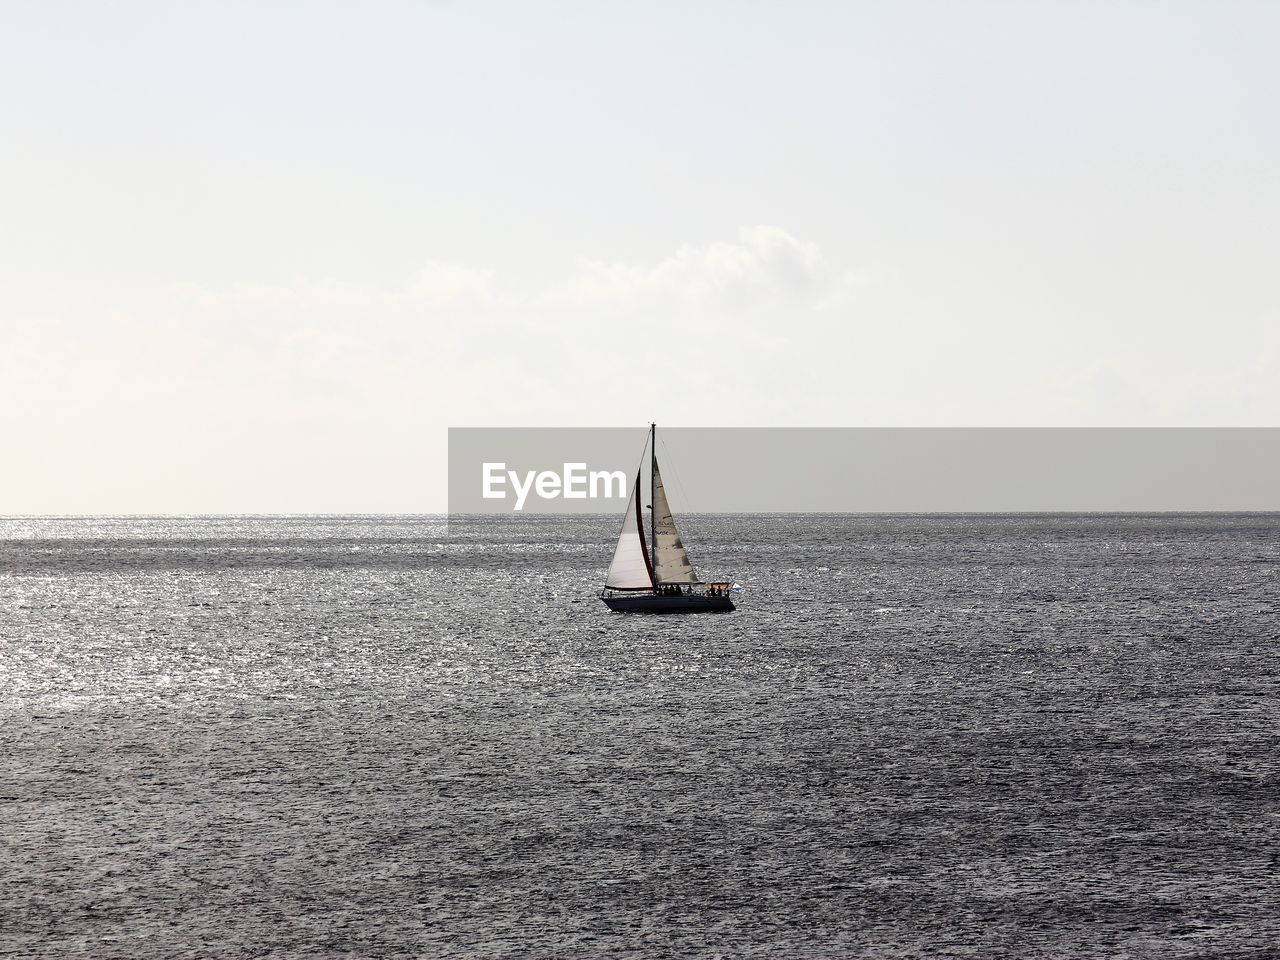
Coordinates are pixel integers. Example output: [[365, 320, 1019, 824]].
[[152, 225, 853, 335], [552, 225, 859, 314], [408, 261, 496, 309], [3, 226, 873, 443], [6, 223, 1277, 512]]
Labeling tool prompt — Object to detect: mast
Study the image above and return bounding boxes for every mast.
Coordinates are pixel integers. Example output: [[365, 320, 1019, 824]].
[[649, 422, 657, 583]]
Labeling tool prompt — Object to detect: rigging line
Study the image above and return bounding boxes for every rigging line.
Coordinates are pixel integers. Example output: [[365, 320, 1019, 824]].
[[657, 433, 697, 516], [631, 427, 652, 503]]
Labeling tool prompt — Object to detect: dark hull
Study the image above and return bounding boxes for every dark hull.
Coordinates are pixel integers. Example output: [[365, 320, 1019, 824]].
[[601, 593, 735, 614]]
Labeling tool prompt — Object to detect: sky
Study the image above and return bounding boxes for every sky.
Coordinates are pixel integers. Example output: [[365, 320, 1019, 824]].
[[1, 1, 1277, 512]]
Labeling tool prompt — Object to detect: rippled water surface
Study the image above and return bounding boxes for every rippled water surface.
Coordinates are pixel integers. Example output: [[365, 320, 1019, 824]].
[[2, 514, 1278, 958]]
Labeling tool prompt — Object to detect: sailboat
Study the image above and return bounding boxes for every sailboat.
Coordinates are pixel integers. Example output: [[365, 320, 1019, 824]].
[[600, 424, 737, 613]]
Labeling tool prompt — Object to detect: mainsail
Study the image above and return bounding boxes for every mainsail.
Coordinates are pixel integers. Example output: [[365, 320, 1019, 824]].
[[604, 469, 655, 590], [651, 459, 699, 584]]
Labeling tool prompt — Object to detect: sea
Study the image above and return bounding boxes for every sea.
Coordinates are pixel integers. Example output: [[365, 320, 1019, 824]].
[[1, 513, 1277, 959]]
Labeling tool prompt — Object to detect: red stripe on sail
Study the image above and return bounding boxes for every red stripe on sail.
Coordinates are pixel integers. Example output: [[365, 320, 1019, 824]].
[[636, 468, 656, 588]]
